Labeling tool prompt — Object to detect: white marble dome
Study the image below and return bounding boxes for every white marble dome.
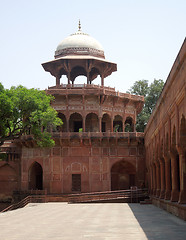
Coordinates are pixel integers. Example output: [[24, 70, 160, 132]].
[[55, 29, 105, 59]]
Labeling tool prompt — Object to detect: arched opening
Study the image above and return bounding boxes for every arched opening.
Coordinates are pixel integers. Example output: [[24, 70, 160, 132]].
[[29, 162, 43, 190], [180, 114, 186, 144], [69, 113, 83, 132], [57, 113, 67, 132], [111, 160, 136, 190], [125, 116, 134, 132], [85, 113, 99, 132], [91, 75, 101, 85], [74, 75, 87, 84], [57, 68, 68, 85], [113, 115, 123, 132], [102, 113, 111, 132], [90, 67, 101, 84], [171, 126, 180, 193], [71, 66, 87, 84]]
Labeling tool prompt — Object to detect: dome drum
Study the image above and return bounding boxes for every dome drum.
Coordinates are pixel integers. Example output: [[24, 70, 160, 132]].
[[55, 47, 105, 59]]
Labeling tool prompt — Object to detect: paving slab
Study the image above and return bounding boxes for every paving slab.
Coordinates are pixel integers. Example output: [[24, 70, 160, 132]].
[[0, 203, 186, 240]]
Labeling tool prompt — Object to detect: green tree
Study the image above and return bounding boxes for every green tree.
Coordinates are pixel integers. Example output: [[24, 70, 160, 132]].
[[128, 79, 149, 97], [128, 79, 164, 132], [0, 83, 62, 147]]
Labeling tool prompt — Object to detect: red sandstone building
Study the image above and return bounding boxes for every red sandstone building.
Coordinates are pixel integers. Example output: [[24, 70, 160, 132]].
[[0, 25, 186, 219], [144, 38, 186, 216], [0, 25, 145, 196]]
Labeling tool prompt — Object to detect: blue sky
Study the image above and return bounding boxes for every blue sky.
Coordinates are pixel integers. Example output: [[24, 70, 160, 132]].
[[0, 0, 185, 93]]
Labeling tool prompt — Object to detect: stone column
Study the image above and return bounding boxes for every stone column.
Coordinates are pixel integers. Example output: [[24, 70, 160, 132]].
[[133, 122, 136, 132], [111, 116, 114, 132], [160, 159, 165, 199], [122, 121, 125, 132], [155, 162, 160, 197], [152, 164, 156, 196], [171, 153, 179, 202], [99, 117, 102, 132], [56, 76, 60, 86], [178, 148, 186, 203], [164, 157, 171, 200], [83, 116, 86, 132], [87, 71, 90, 85], [66, 117, 69, 132], [67, 72, 70, 85], [101, 75, 104, 86], [149, 166, 153, 194]]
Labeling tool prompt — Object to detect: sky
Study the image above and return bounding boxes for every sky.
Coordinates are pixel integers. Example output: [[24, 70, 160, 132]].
[[0, 0, 185, 93]]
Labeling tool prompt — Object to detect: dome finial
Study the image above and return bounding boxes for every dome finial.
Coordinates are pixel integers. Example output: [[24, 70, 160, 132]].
[[78, 19, 81, 31]]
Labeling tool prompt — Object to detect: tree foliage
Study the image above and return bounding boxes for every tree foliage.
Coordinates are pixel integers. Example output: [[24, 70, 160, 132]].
[[128, 79, 164, 132], [0, 83, 62, 147]]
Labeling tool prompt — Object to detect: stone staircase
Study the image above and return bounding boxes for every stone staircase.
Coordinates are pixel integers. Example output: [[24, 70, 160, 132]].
[[68, 189, 148, 204]]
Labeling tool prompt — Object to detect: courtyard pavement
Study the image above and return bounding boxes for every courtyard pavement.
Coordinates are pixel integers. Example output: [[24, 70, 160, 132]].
[[0, 202, 186, 240]]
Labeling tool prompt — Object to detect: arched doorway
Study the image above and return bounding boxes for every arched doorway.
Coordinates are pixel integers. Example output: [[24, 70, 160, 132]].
[[113, 115, 123, 132], [29, 162, 43, 190], [57, 113, 67, 132], [111, 160, 136, 190], [125, 116, 134, 132], [85, 113, 99, 132], [102, 113, 111, 132], [69, 113, 83, 132]]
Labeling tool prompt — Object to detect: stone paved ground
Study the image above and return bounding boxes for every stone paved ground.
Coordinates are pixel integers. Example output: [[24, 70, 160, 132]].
[[0, 203, 186, 240]]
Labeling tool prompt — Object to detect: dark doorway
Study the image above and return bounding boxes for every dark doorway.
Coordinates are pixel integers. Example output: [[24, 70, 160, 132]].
[[111, 161, 136, 190], [74, 121, 82, 132], [129, 174, 135, 186], [72, 174, 81, 192], [102, 122, 106, 132], [29, 162, 43, 190]]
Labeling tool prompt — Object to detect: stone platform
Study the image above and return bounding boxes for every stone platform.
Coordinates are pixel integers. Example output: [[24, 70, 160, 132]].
[[0, 203, 186, 240]]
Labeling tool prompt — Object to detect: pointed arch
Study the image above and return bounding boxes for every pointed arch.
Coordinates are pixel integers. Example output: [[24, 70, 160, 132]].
[[57, 112, 67, 132], [89, 67, 101, 83], [71, 66, 87, 83], [102, 113, 111, 132], [85, 113, 99, 132], [111, 160, 136, 190], [180, 114, 186, 144], [113, 115, 123, 132], [125, 116, 134, 132], [69, 112, 83, 132]]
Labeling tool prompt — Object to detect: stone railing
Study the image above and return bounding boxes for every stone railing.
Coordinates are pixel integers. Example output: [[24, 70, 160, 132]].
[[52, 131, 144, 139], [48, 83, 115, 91], [47, 84, 144, 101]]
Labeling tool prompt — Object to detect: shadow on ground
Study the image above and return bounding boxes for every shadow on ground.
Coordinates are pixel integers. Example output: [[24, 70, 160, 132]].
[[128, 203, 186, 240]]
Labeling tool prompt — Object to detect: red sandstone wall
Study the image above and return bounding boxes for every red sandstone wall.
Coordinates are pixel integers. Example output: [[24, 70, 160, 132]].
[[21, 139, 145, 194], [0, 162, 19, 197]]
